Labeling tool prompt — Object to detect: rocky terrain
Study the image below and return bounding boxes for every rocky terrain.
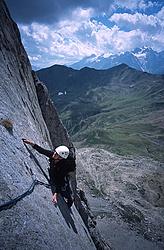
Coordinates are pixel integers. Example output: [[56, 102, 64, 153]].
[[77, 147, 164, 249], [0, 1, 107, 249]]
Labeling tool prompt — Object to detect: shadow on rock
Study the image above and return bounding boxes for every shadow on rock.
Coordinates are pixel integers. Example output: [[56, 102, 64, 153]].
[[57, 196, 78, 234]]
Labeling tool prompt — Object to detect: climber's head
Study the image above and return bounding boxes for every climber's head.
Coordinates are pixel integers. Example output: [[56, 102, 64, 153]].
[[52, 145, 69, 160]]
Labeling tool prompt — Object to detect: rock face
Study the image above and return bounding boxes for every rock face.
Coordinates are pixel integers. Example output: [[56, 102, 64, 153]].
[[32, 71, 74, 151], [0, 1, 96, 249], [77, 148, 164, 249]]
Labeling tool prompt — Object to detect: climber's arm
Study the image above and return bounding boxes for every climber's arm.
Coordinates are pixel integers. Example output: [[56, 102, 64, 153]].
[[22, 139, 53, 158], [32, 144, 53, 158]]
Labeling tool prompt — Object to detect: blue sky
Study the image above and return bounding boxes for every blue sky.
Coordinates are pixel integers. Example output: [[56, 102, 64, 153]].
[[6, 0, 164, 69]]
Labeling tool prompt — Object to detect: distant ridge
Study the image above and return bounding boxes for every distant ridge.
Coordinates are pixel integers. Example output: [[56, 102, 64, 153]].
[[70, 47, 164, 74], [37, 63, 164, 161]]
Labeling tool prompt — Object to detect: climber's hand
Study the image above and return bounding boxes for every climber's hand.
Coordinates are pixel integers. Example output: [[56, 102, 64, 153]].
[[22, 138, 35, 146], [52, 193, 59, 204]]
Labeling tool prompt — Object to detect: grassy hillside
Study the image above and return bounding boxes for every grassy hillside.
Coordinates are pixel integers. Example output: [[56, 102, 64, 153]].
[[37, 64, 164, 161]]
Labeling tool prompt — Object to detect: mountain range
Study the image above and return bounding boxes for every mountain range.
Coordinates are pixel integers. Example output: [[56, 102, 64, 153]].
[[37, 64, 164, 162], [70, 47, 164, 75], [2, 1, 164, 249]]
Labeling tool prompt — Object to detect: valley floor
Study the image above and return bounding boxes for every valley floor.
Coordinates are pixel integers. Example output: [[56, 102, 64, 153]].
[[76, 147, 164, 250], [87, 194, 164, 250]]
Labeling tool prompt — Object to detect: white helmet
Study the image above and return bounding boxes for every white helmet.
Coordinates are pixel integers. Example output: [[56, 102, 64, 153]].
[[55, 145, 69, 159]]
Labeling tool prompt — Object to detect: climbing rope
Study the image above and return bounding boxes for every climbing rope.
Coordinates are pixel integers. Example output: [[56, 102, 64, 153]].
[[0, 179, 50, 212], [0, 144, 51, 212], [24, 144, 50, 182]]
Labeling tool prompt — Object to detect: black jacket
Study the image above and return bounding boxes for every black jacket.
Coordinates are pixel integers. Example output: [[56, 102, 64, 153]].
[[33, 144, 76, 193]]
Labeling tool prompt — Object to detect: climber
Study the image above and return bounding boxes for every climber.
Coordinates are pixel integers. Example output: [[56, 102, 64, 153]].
[[22, 139, 77, 208]]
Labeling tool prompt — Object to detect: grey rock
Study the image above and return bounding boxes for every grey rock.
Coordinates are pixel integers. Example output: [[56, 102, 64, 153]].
[[32, 72, 110, 248], [76, 189, 111, 250], [77, 147, 164, 249], [0, 1, 96, 249]]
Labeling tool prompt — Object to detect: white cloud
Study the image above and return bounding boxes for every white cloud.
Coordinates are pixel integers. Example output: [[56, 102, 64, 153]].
[[19, 23, 49, 42], [19, 25, 31, 36], [71, 7, 94, 21], [92, 24, 151, 52], [138, 0, 154, 10], [108, 8, 164, 52], [28, 55, 41, 61], [113, 0, 159, 11], [110, 12, 161, 31], [19, 5, 164, 68], [113, 0, 139, 10], [19, 7, 102, 65], [31, 23, 49, 42], [156, 6, 164, 20]]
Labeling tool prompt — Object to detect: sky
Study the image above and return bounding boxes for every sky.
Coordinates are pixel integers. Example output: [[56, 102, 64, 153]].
[[6, 0, 164, 69]]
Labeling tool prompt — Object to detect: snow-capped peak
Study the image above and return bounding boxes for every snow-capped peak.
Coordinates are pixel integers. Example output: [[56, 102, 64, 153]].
[[70, 47, 164, 74]]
